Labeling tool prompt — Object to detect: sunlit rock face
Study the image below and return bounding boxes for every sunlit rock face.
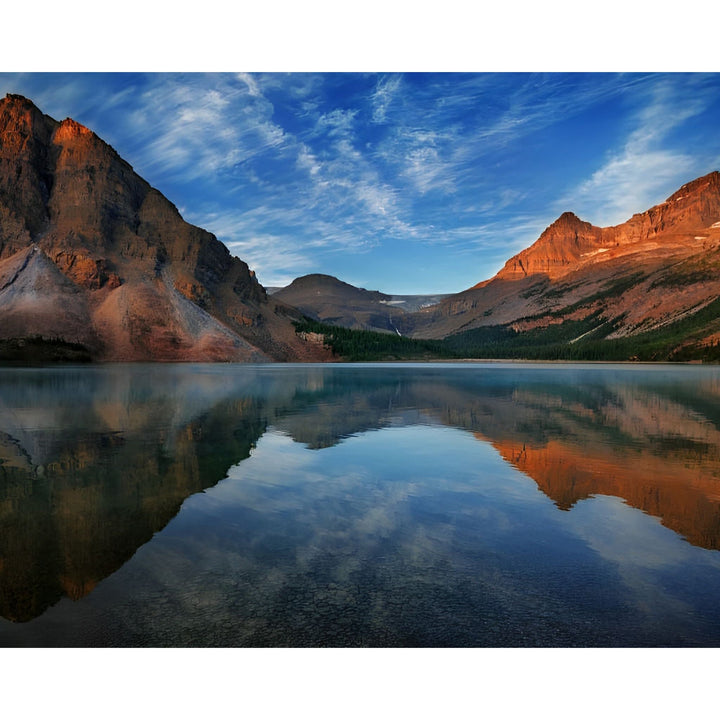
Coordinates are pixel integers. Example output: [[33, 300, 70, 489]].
[[494, 173, 720, 282], [0, 94, 330, 362], [408, 171, 720, 342]]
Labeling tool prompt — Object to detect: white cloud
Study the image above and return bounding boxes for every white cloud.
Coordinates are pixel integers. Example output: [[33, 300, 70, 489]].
[[236, 72, 261, 98], [296, 143, 321, 176], [184, 201, 388, 287], [126, 75, 289, 183], [371, 125, 459, 196], [292, 123, 424, 241], [371, 74, 402, 123], [569, 150, 697, 226], [560, 78, 710, 226], [316, 108, 358, 137], [226, 234, 317, 287]]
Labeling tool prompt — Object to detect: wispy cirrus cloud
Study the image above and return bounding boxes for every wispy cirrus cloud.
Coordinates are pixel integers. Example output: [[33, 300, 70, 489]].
[[46, 74, 285, 193], [291, 100, 426, 241], [236, 72, 261, 98], [375, 126, 461, 195], [127, 75, 290, 182], [368, 74, 660, 204], [559, 76, 713, 226], [315, 108, 358, 137], [371, 74, 402, 124], [225, 234, 317, 288], [184, 193, 395, 287]]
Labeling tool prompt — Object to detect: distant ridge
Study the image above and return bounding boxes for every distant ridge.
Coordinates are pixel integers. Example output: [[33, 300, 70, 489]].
[[273, 273, 448, 334]]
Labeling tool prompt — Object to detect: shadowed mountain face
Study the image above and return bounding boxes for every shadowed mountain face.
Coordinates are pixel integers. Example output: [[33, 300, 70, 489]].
[[3, 364, 720, 623], [406, 171, 720, 345], [271, 273, 449, 334], [273, 274, 404, 333], [0, 94, 330, 362]]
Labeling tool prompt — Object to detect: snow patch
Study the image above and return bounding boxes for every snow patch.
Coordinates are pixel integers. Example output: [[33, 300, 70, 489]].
[[711, 221, 720, 229]]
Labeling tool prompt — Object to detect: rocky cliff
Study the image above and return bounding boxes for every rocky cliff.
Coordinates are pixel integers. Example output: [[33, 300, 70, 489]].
[[0, 94, 330, 362], [493, 172, 720, 283]]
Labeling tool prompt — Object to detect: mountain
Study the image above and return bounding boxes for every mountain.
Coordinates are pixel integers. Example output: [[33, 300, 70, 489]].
[[4, 92, 719, 363], [405, 171, 720, 358], [272, 273, 448, 334], [0, 94, 331, 363]]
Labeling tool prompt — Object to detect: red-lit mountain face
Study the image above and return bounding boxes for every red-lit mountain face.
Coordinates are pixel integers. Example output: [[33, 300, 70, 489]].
[[0, 94, 331, 362], [406, 171, 720, 351]]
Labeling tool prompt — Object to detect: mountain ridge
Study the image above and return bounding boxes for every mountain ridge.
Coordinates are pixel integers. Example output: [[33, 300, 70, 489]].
[[3, 93, 720, 363], [278, 169, 720, 360], [272, 273, 450, 333], [483, 171, 720, 285], [404, 170, 720, 350], [0, 93, 331, 363]]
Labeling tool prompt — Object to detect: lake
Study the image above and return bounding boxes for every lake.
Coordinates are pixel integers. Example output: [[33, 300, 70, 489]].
[[2, 361, 720, 647]]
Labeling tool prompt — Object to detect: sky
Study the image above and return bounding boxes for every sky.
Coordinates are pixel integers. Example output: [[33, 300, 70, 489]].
[[1, 71, 719, 294], [1, 3, 719, 297]]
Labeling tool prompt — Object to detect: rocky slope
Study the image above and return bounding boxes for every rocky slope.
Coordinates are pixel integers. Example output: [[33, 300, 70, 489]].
[[406, 171, 720, 352], [271, 274, 448, 329], [0, 94, 331, 362], [272, 273, 439, 334]]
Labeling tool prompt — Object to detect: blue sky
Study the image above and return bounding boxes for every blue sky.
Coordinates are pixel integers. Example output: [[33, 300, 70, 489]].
[[1, 71, 719, 293]]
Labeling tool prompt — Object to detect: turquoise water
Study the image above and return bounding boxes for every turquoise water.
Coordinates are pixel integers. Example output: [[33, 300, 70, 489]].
[[2, 362, 720, 646]]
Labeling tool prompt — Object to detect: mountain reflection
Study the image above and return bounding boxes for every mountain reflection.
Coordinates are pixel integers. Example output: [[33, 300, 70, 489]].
[[2, 363, 720, 622], [0, 366, 268, 621]]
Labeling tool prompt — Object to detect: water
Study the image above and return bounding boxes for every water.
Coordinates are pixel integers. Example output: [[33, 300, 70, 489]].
[[2, 362, 720, 647]]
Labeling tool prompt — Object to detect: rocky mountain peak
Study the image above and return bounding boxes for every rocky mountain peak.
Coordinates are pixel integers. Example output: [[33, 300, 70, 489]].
[[554, 210, 586, 225], [493, 210, 602, 281], [0, 93, 53, 137], [492, 170, 720, 285], [1, 93, 39, 114], [54, 116, 94, 141], [540, 210, 594, 238], [0, 95, 330, 363], [666, 170, 720, 203]]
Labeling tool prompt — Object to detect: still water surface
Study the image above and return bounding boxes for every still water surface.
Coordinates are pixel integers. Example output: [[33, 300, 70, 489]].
[[2, 362, 720, 646]]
